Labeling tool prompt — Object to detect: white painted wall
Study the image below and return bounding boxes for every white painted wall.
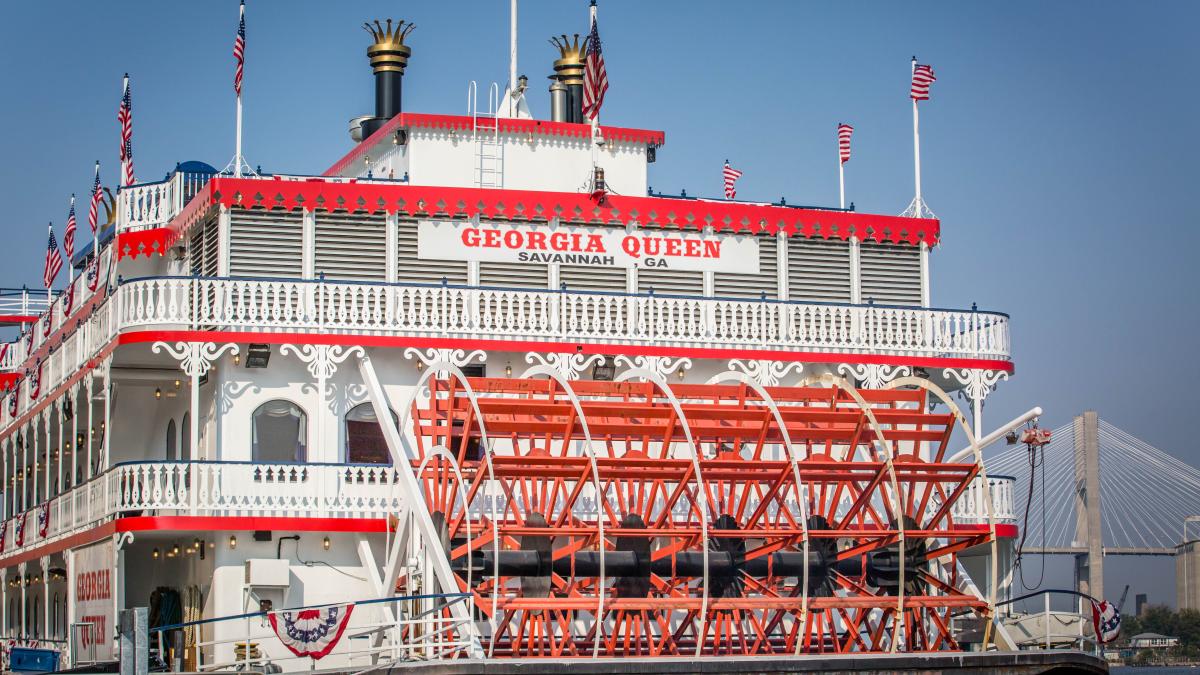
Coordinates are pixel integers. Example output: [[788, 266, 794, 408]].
[[366, 128, 649, 196]]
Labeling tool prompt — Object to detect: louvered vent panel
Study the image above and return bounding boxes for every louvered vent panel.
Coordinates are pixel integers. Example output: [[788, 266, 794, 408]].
[[786, 238, 851, 303], [714, 235, 779, 299], [560, 265, 627, 294], [397, 220, 468, 285], [479, 262, 548, 290], [860, 243, 922, 305], [315, 212, 386, 281], [229, 210, 302, 278], [188, 217, 220, 277], [637, 268, 703, 297]]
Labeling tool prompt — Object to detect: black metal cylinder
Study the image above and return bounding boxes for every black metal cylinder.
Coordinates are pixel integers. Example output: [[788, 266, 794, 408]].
[[375, 71, 402, 121], [567, 84, 583, 124]]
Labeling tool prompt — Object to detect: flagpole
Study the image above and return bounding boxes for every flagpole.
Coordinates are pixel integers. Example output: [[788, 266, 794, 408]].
[[589, 0, 600, 144], [234, 0, 244, 177], [911, 57, 922, 211], [838, 126, 846, 209]]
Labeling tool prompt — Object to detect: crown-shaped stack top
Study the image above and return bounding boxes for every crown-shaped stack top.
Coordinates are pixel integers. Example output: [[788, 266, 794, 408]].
[[364, 19, 415, 74]]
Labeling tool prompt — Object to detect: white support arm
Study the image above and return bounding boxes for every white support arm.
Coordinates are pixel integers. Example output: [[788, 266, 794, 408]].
[[948, 406, 1043, 463], [356, 352, 483, 656]]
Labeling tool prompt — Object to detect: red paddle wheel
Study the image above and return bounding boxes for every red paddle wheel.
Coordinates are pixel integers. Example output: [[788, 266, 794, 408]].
[[402, 375, 996, 657]]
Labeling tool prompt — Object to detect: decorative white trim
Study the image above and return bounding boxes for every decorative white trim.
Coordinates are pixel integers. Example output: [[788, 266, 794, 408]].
[[727, 359, 804, 387], [403, 348, 487, 378], [943, 368, 1008, 403], [280, 344, 364, 380], [615, 355, 691, 380], [837, 363, 912, 390], [524, 352, 605, 381], [151, 342, 239, 378]]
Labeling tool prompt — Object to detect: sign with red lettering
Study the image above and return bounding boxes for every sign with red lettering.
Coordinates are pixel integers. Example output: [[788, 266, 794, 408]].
[[71, 539, 114, 661], [417, 220, 760, 274]]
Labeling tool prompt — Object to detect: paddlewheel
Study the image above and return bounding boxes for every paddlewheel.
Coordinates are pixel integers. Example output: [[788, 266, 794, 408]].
[[402, 374, 996, 657]]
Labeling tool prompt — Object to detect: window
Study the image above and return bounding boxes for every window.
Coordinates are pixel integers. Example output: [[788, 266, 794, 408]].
[[166, 419, 177, 461], [345, 403, 398, 464], [252, 400, 307, 463], [181, 413, 192, 460]]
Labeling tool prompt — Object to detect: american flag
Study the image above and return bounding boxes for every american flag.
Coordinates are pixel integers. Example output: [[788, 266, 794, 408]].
[[581, 12, 608, 121], [233, 0, 246, 96], [43, 225, 63, 289], [723, 161, 743, 200], [910, 63, 936, 101], [118, 75, 134, 186], [87, 162, 102, 234], [838, 124, 854, 164], [64, 196, 77, 261]]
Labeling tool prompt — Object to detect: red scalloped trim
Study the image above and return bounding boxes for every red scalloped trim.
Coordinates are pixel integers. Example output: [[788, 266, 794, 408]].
[[116, 228, 178, 260], [325, 112, 665, 177], [193, 177, 938, 245]]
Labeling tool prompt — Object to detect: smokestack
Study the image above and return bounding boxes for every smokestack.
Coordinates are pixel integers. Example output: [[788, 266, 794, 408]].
[[549, 34, 586, 123], [360, 19, 415, 140]]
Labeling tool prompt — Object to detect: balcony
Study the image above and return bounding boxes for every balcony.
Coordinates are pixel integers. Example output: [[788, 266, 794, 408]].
[[1, 275, 1010, 418], [949, 474, 1017, 525], [116, 168, 214, 232], [0, 460, 1017, 562], [1, 461, 402, 559]]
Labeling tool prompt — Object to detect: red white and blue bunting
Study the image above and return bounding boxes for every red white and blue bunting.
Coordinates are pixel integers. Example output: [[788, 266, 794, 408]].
[[37, 503, 49, 538], [1091, 600, 1121, 644], [14, 513, 26, 548], [268, 604, 354, 660]]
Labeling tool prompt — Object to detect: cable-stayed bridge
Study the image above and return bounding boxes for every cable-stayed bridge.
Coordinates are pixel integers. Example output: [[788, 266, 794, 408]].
[[986, 411, 1200, 600]]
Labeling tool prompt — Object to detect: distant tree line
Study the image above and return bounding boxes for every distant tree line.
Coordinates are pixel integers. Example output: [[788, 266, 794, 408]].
[[1121, 605, 1200, 663]]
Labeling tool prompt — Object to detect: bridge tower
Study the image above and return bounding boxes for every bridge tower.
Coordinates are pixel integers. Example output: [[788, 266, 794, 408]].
[[1073, 411, 1104, 600]]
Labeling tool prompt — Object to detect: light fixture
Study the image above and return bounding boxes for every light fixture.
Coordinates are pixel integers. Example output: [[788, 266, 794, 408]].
[[592, 357, 615, 381], [415, 360, 424, 372], [323, 536, 331, 551], [677, 366, 686, 380], [172, 543, 180, 556], [505, 362, 512, 378], [229, 535, 237, 549], [152, 548, 159, 559], [174, 379, 181, 390], [154, 388, 162, 400], [245, 344, 271, 368], [233, 353, 240, 366]]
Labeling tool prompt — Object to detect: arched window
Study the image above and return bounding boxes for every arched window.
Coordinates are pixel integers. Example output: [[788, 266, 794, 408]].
[[345, 403, 398, 464], [181, 413, 192, 460], [166, 419, 177, 461], [252, 400, 307, 463]]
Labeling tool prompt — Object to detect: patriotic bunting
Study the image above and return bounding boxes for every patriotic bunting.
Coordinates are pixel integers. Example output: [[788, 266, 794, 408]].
[[269, 604, 355, 660]]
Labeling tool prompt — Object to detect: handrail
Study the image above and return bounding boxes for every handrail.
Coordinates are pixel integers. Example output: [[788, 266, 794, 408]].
[[116, 273, 1011, 318]]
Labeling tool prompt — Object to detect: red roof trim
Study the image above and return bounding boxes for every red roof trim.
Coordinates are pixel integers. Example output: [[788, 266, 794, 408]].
[[324, 112, 665, 177], [200, 176, 939, 246], [116, 227, 178, 260]]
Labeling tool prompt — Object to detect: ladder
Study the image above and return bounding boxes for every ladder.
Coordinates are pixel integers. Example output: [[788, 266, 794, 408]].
[[467, 81, 504, 189]]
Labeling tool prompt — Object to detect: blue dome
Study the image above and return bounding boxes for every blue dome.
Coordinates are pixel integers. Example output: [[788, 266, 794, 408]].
[[174, 160, 218, 175]]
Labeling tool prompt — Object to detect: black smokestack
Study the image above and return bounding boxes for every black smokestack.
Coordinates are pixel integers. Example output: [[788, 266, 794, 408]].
[[549, 34, 586, 123], [360, 19, 415, 140]]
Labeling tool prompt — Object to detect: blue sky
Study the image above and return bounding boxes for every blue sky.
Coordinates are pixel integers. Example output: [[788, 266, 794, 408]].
[[1, 1, 1198, 606]]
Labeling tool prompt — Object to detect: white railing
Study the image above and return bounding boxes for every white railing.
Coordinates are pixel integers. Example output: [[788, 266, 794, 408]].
[[950, 474, 1016, 524], [0, 461, 404, 561], [116, 171, 213, 232], [0, 273, 1009, 422], [113, 276, 1012, 360]]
